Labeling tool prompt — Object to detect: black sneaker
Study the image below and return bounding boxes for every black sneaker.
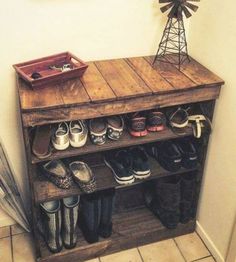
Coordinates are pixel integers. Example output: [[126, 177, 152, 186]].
[[129, 147, 151, 179], [104, 150, 134, 185], [158, 141, 182, 172], [176, 138, 198, 169]]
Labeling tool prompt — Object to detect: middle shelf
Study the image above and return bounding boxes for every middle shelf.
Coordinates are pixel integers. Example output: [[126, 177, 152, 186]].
[[33, 156, 199, 204]]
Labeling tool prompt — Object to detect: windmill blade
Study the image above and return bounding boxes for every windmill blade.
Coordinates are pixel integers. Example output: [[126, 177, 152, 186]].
[[168, 4, 178, 18], [182, 6, 192, 18], [184, 2, 199, 12], [159, 0, 172, 3], [160, 2, 174, 13]]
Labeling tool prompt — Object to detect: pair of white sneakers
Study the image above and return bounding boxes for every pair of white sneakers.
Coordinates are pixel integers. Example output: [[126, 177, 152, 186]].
[[52, 120, 88, 150]]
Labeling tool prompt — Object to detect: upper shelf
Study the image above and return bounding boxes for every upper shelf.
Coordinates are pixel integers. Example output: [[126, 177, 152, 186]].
[[31, 127, 193, 164], [17, 56, 224, 127]]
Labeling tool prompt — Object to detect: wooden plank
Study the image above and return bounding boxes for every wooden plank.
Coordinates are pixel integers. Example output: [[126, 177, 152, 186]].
[[59, 78, 91, 105], [175, 56, 225, 86], [31, 128, 193, 164], [18, 79, 64, 110], [21, 85, 221, 127], [34, 157, 198, 203], [145, 56, 197, 89], [126, 57, 174, 93], [95, 59, 152, 98], [80, 62, 116, 102], [37, 207, 195, 262]]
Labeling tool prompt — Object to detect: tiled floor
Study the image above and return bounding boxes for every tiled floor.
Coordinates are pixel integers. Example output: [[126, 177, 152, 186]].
[[0, 225, 215, 262]]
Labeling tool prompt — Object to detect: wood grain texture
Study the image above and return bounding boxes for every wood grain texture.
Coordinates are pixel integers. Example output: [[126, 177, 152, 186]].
[[34, 157, 199, 203], [80, 62, 116, 102], [59, 78, 91, 105], [19, 79, 64, 110], [126, 57, 174, 93], [37, 207, 195, 262], [145, 56, 197, 89], [22, 85, 221, 127], [95, 59, 152, 98]]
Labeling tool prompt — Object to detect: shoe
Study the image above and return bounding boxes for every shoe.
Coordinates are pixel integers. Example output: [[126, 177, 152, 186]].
[[129, 147, 151, 179], [104, 150, 134, 185], [154, 176, 181, 229], [147, 111, 166, 132], [32, 125, 52, 159], [79, 193, 101, 243], [61, 195, 80, 249], [180, 173, 197, 223], [69, 120, 88, 148], [52, 122, 70, 150], [158, 141, 182, 172], [40, 160, 73, 189], [89, 118, 107, 145], [127, 112, 147, 137], [107, 115, 124, 141], [40, 200, 63, 253], [166, 107, 189, 135], [176, 138, 198, 169], [188, 114, 212, 138], [98, 189, 115, 238], [69, 161, 96, 193]]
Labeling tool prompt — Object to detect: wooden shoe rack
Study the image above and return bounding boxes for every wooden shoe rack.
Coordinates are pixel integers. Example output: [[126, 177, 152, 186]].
[[16, 56, 224, 262]]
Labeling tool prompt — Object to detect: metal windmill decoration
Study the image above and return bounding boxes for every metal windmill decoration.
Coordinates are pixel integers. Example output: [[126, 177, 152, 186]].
[[153, 0, 200, 69]]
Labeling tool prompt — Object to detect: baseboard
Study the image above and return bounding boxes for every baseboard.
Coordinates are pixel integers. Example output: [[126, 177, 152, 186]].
[[196, 221, 225, 262]]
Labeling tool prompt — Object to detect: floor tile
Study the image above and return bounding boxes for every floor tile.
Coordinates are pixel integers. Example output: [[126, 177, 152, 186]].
[[12, 232, 35, 262], [197, 257, 215, 262], [175, 232, 210, 262], [138, 239, 185, 262], [85, 259, 100, 262], [11, 224, 26, 236], [0, 226, 10, 238], [0, 237, 12, 262], [100, 248, 142, 262]]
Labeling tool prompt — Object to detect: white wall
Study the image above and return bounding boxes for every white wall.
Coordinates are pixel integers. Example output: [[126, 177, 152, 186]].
[[0, 0, 166, 224], [188, 0, 236, 260]]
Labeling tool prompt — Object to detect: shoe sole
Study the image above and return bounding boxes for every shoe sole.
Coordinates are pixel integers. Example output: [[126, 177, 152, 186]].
[[133, 171, 151, 179], [104, 158, 135, 184], [52, 140, 70, 151], [129, 129, 148, 137], [147, 125, 165, 132]]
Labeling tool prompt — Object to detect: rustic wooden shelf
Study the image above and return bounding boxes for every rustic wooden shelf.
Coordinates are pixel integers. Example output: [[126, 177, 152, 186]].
[[37, 207, 196, 262], [34, 157, 199, 203], [31, 127, 193, 164], [17, 55, 223, 262]]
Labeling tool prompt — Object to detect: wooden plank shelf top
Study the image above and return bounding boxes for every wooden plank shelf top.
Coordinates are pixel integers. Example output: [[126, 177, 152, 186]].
[[34, 157, 199, 203], [37, 207, 195, 262], [31, 127, 193, 164], [17, 56, 224, 127]]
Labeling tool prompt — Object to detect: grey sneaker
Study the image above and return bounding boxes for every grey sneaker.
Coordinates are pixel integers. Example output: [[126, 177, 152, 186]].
[[52, 122, 70, 150]]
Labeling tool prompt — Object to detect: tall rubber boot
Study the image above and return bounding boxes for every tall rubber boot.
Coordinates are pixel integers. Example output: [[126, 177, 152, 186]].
[[79, 193, 101, 244], [40, 200, 63, 253], [98, 188, 115, 238], [62, 195, 80, 249], [180, 172, 197, 223]]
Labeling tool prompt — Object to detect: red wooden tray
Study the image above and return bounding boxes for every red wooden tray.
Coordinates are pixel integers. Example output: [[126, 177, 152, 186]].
[[13, 52, 88, 88]]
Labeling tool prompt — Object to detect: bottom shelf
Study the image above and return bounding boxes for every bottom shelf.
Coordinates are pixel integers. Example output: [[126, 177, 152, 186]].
[[37, 207, 196, 262]]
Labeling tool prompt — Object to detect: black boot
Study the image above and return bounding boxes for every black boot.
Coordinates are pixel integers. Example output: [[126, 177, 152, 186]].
[[40, 200, 63, 253], [61, 195, 80, 249], [98, 189, 115, 238], [79, 193, 101, 244], [180, 173, 197, 223], [146, 177, 181, 229]]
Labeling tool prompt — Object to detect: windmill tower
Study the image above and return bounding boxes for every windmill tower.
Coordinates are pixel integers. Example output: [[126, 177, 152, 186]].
[[153, 0, 200, 69]]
